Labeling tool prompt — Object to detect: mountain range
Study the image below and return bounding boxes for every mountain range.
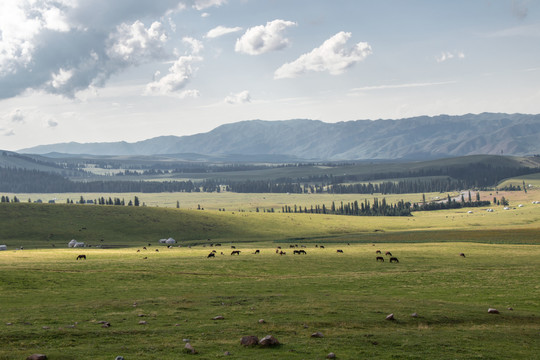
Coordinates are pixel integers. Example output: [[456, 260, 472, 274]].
[[18, 113, 540, 161]]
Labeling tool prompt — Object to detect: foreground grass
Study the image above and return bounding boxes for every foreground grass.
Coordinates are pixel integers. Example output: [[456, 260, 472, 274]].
[[0, 243, 538, 359]]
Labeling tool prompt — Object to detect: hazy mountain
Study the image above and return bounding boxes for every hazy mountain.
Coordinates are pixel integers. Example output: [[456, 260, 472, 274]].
[[18, 113, 540, 160]]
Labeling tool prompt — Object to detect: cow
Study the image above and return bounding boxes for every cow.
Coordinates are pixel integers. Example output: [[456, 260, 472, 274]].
[[207, 252, 215, 258], [390, 257, 399, 263], [385, 251, 392, 256], [76, 254, 86, 260], [376, 256, 384, 262], [231, 250, 241, 255], [337, 249, 344, 253]]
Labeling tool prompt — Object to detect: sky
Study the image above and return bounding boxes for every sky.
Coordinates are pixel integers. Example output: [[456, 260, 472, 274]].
[[1, 0, 540, 151]]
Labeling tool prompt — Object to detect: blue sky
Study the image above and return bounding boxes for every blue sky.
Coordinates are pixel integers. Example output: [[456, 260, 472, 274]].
[[1, 0, 539, 151]]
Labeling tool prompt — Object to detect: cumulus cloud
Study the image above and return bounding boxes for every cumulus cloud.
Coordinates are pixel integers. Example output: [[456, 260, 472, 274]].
[[206, 25, 243, 39], [192, 0, 227, 11], [436, 51, 465, 63], [106, 21, 167, 62], [0, 0, 218, 100], [145, 37, 203, 96], [225, 90, 251, 104], [274, 32, 372, 79], [235, 20, 297, 55]]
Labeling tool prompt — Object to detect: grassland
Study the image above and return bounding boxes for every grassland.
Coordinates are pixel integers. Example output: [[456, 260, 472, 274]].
[[1, 243, 538, 359], [0, 188, 539, 359]]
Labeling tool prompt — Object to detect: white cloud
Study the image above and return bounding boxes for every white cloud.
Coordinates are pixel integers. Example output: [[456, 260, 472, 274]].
[[50, 68, 74, 90], [107, 21, 167, 62], [436, 51, 465, 63], [145, 55, 202, 96], [235, 20, 297, 55], [225, 90, 251, 104], [182, 37, 204, 55], [274, 31, 372, 79], [0, 0, 201, 100], [180, 89, 201, 98], [145, 37, 203, 96], [192, 0, 227, 11], [206, 26, 243, 39]]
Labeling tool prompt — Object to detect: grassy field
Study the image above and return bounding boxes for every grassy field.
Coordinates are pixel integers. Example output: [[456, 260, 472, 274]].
[[0, 188, 539, 359], [0, 243, 538, 359]]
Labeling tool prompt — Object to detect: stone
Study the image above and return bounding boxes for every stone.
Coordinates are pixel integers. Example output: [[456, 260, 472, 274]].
[[115, 357, 124, 360], [385, 313, 395, 320], [224, 351, 231, 356], [184, 342, 197, 354], [326, 353, 336, 359], [311, 331, 324, 338], [240, 335, 259, 346], [488, 308, 499, 314], [212, 315, 225, 320], [411, 312, 418, 318], [138, 320, 147, 325], [259, 335, 280, 347], [507, 307, 513, 311], [258, 319, 265, 324], [26, 355, 47, 360], [183, 339, 190, 342]]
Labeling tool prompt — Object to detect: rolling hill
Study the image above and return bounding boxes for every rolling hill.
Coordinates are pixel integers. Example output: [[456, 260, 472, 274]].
[[17, 113, 540, 161]]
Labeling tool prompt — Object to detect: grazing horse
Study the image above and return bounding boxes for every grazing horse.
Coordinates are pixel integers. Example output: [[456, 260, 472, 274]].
[[376, 250, 382, 254], [320, 245, 325, 249], [337, 249, 344, 253], [376, 256, 384, 262], [76, 254, 86, 260], [279, 251, 286, 255], [460, 253, 466, 258], [207, 252, 215, 258], [385, 251, 392, 256], [390, 257, 399, 263], [231, 250, 241, 255], [254, 249, 260, 254]]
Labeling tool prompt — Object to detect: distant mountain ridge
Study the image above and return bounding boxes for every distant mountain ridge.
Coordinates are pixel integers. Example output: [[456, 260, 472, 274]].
[[18, 113, 540, 160]]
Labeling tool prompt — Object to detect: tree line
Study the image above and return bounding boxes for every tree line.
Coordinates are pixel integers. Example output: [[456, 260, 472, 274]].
[[1, 160, 537, 194]]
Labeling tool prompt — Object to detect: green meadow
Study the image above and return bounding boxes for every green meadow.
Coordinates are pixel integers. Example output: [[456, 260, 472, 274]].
[[0, 189, 539, 359]]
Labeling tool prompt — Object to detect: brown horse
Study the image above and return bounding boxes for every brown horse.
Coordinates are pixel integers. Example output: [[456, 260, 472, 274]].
[[390, 257, 399, 263], [231, 250, 241, 255], [76, 254, 86, 260], [376, 256, 384, 262]]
